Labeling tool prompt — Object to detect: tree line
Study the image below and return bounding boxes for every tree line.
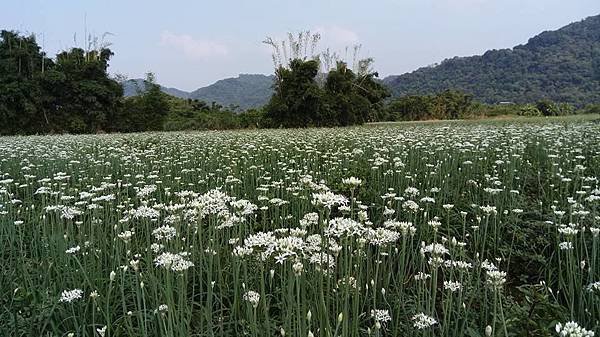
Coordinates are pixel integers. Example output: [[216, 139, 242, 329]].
[[1, 30, 597, 136], [0, 30, 174, 135], [380, 91, 598, 121]]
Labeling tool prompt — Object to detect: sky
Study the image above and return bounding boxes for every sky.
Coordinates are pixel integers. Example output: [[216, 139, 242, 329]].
[[3, 0, 599, 91]]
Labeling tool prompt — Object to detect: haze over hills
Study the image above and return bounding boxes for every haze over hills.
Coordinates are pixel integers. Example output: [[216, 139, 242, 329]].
[[123, 14, 600, 109]]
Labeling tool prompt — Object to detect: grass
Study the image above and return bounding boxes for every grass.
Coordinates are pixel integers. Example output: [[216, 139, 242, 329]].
[[1, 118, 599, 336]]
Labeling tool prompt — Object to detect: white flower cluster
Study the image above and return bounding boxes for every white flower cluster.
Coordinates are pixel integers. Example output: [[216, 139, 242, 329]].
[[555, 321, 595, 337], [364, 227, 401, 246], [402, 200, 420, 213], [154, 252, 194, 272], [559, 242, 574, 250], [152, 225, 177, 241], [299, 212, 319, 228], [412, 312, 437, 329], [311, 191, 348, 209], [135, 184, 157, 198], [59, 289, 83, 303], [45, 205, 83, 220], [414, 272, 431, 281], [128, 205, 160, 219], [558, 225, 579, 237], [243, 290, 260, 308], [118, 230, 134, 242], [420, 243, 449, 256], [342, 176, 362, 187], [383, 220, 416, 236], [194, 189, 231, 218], [443, 280, 462, 292], [371, 309, 392, 324], [65, 245, 81, 254], [586, 281, 600, 293], [231, 199, 258, 216], [486, 270, 507, 290], [404, 187, 420, 198], [234, 229, 339, 272], [325, 217, 364, 238]]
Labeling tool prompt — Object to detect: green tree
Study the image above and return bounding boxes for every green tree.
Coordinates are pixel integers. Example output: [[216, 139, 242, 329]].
[[592, 48, 600, 81], [519, 104, 542, 116], [0, 30, 123, 134], [265, 59, 324, 127], [323, 61, 389, 126], [0, 30, 52, 134], [435, 90, 473, 119], [536, 100, 560, 116], [46, 47, 123, 133], [385, 95, 433, 121], [385, 90, 473, 121], [119, 73, 170, 132]]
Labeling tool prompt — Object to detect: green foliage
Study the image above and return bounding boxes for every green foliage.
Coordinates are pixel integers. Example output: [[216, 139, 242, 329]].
[[535, 100, 576, 116], [505, 285, 568, 336], [326, 62, 390, 124], [582, 104, 600, 114], [384, 15, 600, 107], [47, 48, 122, 133], [116, 73, 170, 132], [383, 92, 589, 122], [593, 48, 600, 81], [265, 59, 324, 127], [160, 95, 266, 131], [264, 59, 389, 127], [519, 104, 542, 117], [0, 30, 123, 135], [384, 90, 473, 121], [0, 30, 52, 134]]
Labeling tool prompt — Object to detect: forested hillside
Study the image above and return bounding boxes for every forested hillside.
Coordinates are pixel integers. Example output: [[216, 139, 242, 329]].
[[384, 14, 600, 106], [189, 74, 274, 110]]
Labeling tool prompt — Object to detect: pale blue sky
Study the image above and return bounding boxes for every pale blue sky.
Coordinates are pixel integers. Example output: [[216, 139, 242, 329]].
[[3, 0, 599, 90]]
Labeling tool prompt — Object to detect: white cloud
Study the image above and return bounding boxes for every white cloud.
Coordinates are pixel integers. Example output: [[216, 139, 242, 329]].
[[314, 25, 360, 46], [160, 31, 228, 59]]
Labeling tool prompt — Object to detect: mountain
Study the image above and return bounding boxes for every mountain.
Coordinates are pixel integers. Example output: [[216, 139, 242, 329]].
[[189, 74, 274, 110], [122, 74, 274, 110], [122, 79, 191, 99], [123, 15, 600, 108], [383, 14, 600, 106]]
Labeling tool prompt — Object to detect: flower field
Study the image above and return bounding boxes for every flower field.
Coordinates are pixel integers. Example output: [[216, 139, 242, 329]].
[[2, 119, 600, 337]]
